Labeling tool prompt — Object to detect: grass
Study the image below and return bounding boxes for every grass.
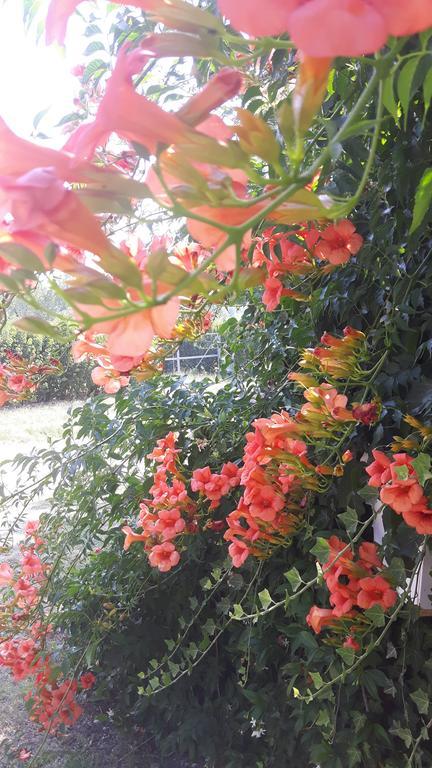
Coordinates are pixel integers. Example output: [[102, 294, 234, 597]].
[[0, 402, 78, 455]]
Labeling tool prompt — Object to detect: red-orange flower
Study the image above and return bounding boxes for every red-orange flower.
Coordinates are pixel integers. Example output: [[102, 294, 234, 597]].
[[357, 576, 397, 610], [366, 450, 391, 487], [314, 220, 363, 265], [228, 538, 250, 568], [80, 672, 96, 690], [306, 606, 336, 634], [148, 542, 180, 572], [402, 504, 432, 535], [380, 479, 425, 515]]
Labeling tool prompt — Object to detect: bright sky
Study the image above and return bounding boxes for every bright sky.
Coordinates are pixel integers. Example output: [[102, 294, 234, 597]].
[[0, 2, 83, 139]]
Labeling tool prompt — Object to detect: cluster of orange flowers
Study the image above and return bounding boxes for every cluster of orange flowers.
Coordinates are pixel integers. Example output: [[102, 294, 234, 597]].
[[366, 450, 432, 534], [123, 327, 379, 570], [0, 351, 62, 406], [122, 433, 199, 571], [253, 220, 363, 312], [307, 537, 397, 651], [0, 521, 94, 733], [223, 361, 379, 568]]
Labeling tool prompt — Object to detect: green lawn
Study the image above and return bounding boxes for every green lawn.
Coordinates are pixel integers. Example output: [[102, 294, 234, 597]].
[[0, 402, 80, 459]]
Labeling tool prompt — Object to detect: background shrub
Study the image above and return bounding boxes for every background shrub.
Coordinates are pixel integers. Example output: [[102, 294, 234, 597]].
[[0, 325, 93, 403]]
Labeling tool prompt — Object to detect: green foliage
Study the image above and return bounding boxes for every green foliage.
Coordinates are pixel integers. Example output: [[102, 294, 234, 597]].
[[0, 325, 93, 403], [5, 12, 432, 768]]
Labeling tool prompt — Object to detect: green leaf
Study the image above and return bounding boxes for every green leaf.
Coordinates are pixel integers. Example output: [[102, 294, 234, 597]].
[[284, 567, 302, 592], [167, 660, 180, 676], [311, 537, 330, 564], [357, 485, 379, 502], [347, 747, 362, 768], [258, 588, 272, 610], [386, 557, 406, 586], [309, 671, 324, 690], [410, 167, 432, 234], [84, 40, 106, 55], [394, 464, 409, 481], [336, 646, 355, 666], [316, 708, 330, 727], [0, 274, 21, 292], [203, 618, 216, 636], [382, 74, 398, 120], [397, 59, 420, 128], [14, 316, 66, 340], [0, 243, 45, 272], [338, 507, 358, 534], [83, 58, 107, 84], [389, 726, 412, 748], [411, 453, 432, 486], [365, 604, 385, 627], [423, 68, 432, 123], [410, 688, 430, 715], [232, 603, 244, 619]]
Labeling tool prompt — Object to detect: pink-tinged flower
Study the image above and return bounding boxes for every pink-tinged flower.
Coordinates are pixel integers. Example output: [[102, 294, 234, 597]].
[[46, 0, 162, 45], [7, 375, 28, 393], [0, 168, 113, 260], [380, 480, 425, 515], [228, 538, 250, 568], [0, 562, 14, 586], [187, 206, 254, 272], [244, 476, 285, 522], [0, 117, 128, 189], [287, 0, 388, 58], [177, 68, 243, 127], [218, 0, 292, 37], [71, 64, 85, 78], [219, 0, 432, 57], [14, 577, 38, 607], [358, 542, 383, 571], [352, 402, 379, 426], [357, 575, 397, 610], [148, 542, 180, 572], [154, 509, 186, 541], [366, 450, 392, 487], [121, 526, 148, 551], [18, 749, 32, 762], [80, 671, 96, 690], [64, 45, 189, 161], [20, 550, 43, 576], [24, 519, 40, 537], [83, 295, 180, 360], [221, 462, 241, 488], [378, 0, 432, 37], [72, 333, 107, 363], [306, 606, 336, 634], [263, 276, 283, 312], [91, 366, 130, 395], [292, 54, 332, 135], [315, 220, 363, 265]]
